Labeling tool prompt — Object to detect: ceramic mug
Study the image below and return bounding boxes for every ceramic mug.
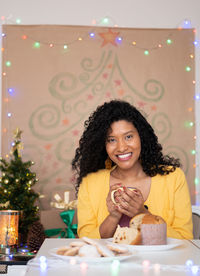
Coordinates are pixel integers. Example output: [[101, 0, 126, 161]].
[[111, 186, 137, 204]]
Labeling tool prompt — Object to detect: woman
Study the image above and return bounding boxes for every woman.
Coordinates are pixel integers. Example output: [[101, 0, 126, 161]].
[[72, 100, 193, 239]]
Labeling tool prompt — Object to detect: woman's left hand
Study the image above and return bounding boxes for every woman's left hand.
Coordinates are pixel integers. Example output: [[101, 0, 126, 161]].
[[116, 187, 148, 217]]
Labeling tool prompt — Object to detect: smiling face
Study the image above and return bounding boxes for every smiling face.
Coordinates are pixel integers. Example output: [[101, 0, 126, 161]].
[[105, 120, 141, 171]]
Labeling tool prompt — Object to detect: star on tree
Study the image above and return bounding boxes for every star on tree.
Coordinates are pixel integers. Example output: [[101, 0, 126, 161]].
[[99, 29, 120, 47]]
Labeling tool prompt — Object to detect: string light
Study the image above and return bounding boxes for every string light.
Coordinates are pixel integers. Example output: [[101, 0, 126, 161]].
[[185, 66, 191, 72], [89, 32, 95, 38], [194, 94, 200, 100], [16, 18, 21, 24], [183, 19, 192, 29], [5, 61, 11, 67], [166, 39, 172, 44], [194, 178, 199, 185], [144, 50, 149, 55], [8, 88, 14, 95], [33, 42, 40, 48], [63, 45, 68, 49]]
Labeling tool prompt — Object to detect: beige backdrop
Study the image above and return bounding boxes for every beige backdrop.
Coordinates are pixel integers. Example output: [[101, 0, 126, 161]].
[[2, 25, 195, 209]]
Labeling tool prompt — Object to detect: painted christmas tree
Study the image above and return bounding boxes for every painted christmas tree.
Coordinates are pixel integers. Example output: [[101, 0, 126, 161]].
[[0, 128, 40, 243]]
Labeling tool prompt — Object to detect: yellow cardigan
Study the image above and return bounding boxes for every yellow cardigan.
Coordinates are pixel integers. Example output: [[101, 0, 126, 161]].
[[77, 167, 193, 239]]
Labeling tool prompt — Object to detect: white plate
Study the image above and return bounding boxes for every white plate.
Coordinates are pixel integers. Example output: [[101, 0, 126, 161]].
[[107, 238, 183, 252], [49, 247, 136, 263]]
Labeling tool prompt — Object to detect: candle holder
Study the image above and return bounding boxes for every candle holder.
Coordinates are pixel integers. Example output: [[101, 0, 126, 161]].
[[0, 210, 19, 254]]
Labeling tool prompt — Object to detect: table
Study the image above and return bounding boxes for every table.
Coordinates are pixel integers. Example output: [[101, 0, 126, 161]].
[[22, 238, 200, 276]]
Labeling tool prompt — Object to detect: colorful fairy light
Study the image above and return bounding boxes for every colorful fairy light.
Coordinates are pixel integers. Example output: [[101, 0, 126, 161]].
[[89, 32, 95, 38], [166, 39, 172, 44], [7, 112, 12, 117], [183, 19, 192, 29], [102, 17, 109, 24], [63, 45, 68, 49], [185, 66, 191, 72], [8, 88, 14, 95], [144, 50, 149, 55], [22, 35, 27, 40], [191, 149, 196, 155], [16, 18, 21, 24], [111, 260, 120, 276], [34, 42, 40, 48], [194, 178, 199, 185], [191, 265, 199, 274], [5, 61, 11, 67], [194, 94, 200, 100]]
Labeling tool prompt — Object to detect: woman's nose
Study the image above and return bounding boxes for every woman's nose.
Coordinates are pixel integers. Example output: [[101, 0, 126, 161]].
[[117, 139, 128, 152]]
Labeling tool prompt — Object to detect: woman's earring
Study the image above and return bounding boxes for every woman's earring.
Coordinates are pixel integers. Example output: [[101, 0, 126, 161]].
[[105, 157, 112, 169]]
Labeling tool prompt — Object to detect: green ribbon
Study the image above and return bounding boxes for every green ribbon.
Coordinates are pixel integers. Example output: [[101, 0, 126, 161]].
[[44, 209, 77, 239]]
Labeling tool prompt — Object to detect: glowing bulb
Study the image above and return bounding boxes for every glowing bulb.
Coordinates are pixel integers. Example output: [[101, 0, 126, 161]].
[[193, 40, 198, 46], [185, 66, 191, 72], [144, 50, 149, 55], [191, 265, 199, 274], [117, 37, 122, 43], [158, 44, 162, 48], [3, 72, 6, 76], [89, 32, 95, 37], [194, 94, 200, 100], [16, 18, 21, 24], [78, 37, 82, 41], [132, 41, 136, 45], [22, 35, 27, 40], [40, 256, 46, 263], [1, 47, 4, 52], [186, 259, 194, 267], [190, 54, 194, 59], [1, 33, 6, 37], [183, 20, 192, 29], [70, 258, 77, 265], [191, 149, 196, 155], [6, 61, 11, 67], [102, 17, 109, 24], [7, 112, 12, 117], [34, 42, 40, 48], [63, 45, 68, 49], [49, 43, 53, 48], [194, 178, 199, 185], [142, 260, 150, 267], [8, 88, 14, 95], [166, 39, 172, 44]]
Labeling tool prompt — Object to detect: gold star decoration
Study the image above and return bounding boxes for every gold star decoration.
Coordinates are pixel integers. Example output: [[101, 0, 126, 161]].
[[99, 29, 120, 47], [13, 127, 23, 140]]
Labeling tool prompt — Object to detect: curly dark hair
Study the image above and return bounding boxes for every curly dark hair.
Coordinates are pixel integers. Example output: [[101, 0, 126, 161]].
[[72, 100, 181, 193]]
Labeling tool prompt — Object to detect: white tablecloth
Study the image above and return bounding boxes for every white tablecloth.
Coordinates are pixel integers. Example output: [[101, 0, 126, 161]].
[[1, 238, 200, 276]]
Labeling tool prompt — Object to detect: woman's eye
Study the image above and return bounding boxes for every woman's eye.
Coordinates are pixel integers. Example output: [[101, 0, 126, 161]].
[[126, 135, 133, 140], [107, 138, 116, 143]]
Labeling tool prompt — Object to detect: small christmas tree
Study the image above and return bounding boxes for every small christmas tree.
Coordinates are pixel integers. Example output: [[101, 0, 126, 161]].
[[0, 128, 40, 243]]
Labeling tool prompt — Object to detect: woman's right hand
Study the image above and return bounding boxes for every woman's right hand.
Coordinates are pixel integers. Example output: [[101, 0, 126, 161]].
[[106, 183, 123, 220]]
